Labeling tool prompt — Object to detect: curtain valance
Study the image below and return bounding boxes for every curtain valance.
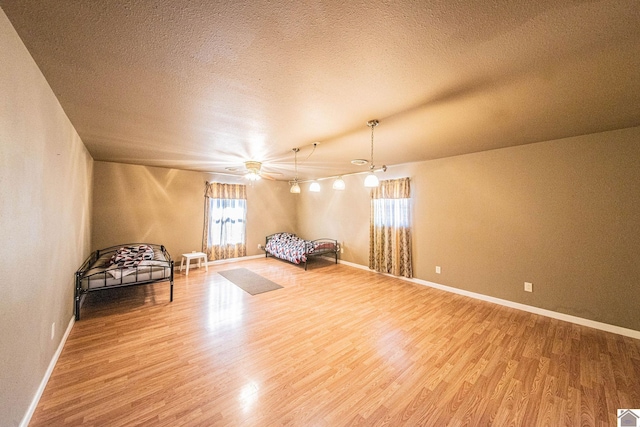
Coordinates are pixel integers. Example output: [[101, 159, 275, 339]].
[[204, 182, 247, 199], [372, 177, 410, 199]]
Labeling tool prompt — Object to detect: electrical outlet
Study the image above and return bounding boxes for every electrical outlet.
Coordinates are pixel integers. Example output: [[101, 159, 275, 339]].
[[435, 266, 441, 274], [51, 322, 55, 340], [524, 282, 533, 292]]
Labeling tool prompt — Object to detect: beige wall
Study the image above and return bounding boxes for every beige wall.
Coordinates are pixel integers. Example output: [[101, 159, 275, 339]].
[[0, 10, 93, 426], [92, 162, 297, 259], [298, 127, 640, 332], [296, 176, 371, 265]]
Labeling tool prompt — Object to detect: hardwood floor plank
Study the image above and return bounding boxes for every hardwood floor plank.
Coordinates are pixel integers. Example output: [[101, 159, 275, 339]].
[[29, 258, 640, 426]]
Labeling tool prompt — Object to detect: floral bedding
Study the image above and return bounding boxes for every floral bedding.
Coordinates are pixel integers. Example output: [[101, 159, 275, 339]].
[[105, 244, 165, 279], [265, 233, 316, 264], [109, 244, 154, 267]]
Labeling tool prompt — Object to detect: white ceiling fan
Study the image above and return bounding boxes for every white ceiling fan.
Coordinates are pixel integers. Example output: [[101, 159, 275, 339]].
[[242, 160, 275, 181], [208, 145, 316, 182], [216, 160, 282, 181]]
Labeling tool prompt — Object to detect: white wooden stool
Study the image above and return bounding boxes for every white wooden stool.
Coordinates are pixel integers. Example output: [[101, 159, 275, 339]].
[[180, 252, 208, 275]]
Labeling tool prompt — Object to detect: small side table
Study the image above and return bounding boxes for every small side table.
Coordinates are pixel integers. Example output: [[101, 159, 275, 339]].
[[180, 252, 208, 275]]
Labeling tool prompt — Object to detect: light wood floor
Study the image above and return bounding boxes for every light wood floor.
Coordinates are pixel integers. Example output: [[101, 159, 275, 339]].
[[31, 257, 640, 426]]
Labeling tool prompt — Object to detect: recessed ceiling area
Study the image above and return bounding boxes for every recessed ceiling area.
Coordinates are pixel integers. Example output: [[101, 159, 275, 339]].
[[1, 1, 639, 181]]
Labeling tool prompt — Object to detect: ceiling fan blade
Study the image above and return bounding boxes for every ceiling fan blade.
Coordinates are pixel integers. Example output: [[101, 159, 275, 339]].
[[208, 171, 244, 178]]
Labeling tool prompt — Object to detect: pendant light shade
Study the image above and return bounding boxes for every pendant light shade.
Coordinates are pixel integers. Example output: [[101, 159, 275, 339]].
[[309, 181, 321, 192], [332, 176, 346, 190], [364, 172, 379, 188], [290, 181, 300, 193]]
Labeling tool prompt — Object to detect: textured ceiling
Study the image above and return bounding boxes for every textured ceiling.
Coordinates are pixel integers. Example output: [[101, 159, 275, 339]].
[[2, 0, 640, 181]]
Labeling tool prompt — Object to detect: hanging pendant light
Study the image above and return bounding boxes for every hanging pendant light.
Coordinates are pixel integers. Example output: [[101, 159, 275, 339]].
[[364, 119, 380, 188], [309, 181, 321, 192], [364, 172, 379, 187], [332, 176, 346, 190], [290, 148, 301, 193]]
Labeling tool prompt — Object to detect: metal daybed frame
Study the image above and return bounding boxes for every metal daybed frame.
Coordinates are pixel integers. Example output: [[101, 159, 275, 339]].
[[74, 243, 174, 320], [264, 233, 339, 270]]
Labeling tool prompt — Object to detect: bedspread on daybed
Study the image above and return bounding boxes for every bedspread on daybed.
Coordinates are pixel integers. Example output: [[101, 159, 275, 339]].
[[75, 243, 174, 320], [265, 232, 339, 270]]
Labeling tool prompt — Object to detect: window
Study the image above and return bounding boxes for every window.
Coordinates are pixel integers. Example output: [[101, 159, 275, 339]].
[[207, 198, 246, 246], [372, 198, 411, 228], [203, 182, 247, 260]]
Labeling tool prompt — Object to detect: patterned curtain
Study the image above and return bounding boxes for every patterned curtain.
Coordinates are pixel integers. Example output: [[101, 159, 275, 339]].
[[203, 182, 247, 261], [369, 177, 413, 278]]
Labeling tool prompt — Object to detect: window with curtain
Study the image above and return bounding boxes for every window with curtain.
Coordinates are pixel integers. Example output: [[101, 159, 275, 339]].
[[369, 177, 413, 278], [203, 182, 247, 261]]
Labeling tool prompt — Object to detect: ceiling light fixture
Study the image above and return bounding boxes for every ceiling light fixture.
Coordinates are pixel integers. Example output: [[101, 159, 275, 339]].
[[309, 181, 321, 192], [332, 176, 346, 190], [244, 161, 262, 181], [246, 172, 261, 181], [290, 148, 301, 194], [364, 119, 384, 188]]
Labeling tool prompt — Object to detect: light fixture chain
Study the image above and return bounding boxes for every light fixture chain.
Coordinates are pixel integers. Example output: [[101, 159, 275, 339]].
[[368, 119, 378, 171], [292, 147, 299, 182], [371, 124, 375, 170]]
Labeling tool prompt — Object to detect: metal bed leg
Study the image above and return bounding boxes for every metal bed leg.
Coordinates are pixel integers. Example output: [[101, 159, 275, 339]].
[[170, 260, 174, 302], [75, 272, 81, 321]]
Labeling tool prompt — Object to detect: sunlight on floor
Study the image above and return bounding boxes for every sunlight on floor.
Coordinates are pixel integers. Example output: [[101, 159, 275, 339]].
[[207, 282, 244, 331], [238, 381, 260, 413]]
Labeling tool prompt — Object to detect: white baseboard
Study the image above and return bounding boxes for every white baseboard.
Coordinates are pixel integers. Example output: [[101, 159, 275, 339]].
[[21, 316, 75, 427], [338, 260, 640, 340], [207, 254, 264, 266]]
